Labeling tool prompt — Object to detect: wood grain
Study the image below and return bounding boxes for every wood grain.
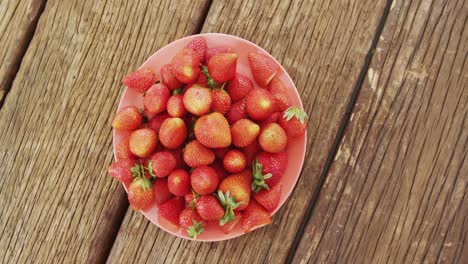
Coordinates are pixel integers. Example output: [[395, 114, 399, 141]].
[[293, 0, 468, 262], [107, 0, 392, 263], [0, 0, 209, 263], [0, 0, 46, 106]]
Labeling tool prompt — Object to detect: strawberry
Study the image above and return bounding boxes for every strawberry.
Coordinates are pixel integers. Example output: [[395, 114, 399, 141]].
[[183, 85, 212, 116], [148, 112, 169, 134], [122, 68, 157, 93], [185, 191, 199, 208], [218, 211, 242, 234], [205, 47, 234, 62], [258, 123, 287, 153], [194, 112, 232, 148], [191, 166, 219, 195], [170, 148, 184, 169], [245, 89, 276, 121], [231, 119, 260, 147], [171, 48, 200, 83], [179, 208, 205, 239], [167, 94, 187, 117], [213, 147, 230, 160], [254, 182, 282, 212], [159, 117, 187, 149], [195, 73, 208, 87], [216, 190, 243, 225], [195, 195, 224, 221], [218, 170, 252, 211], [128, 177, 153, 211], [278, 106, 308, 138], [268, 77, 292, 111], [226, 99, 247, 124], [211, 88, 231, 115], [160, 64, 182, 91], [129, 128, 158, 158], [208, 53, 238, 82], [223, 149, 247, 173], [185, 36, 207, 63], [158, 197, 185, 227], [116, 135, 134, 160], [183, 140, 215, 168], [241, 199, 272, 233], [144, 83, 170, 115], [257, 151, 288, 188], [153, 178, 173, 204], [242, 141, 260, 166], [149, 151, 176, 177], [108, 159, 136, 185], [260, 111, 281, 128], [226, 73, 254, 101], [112, 106, 142, 131], [212, 160, 228, 181], [248, 52, 279, 87], [168, 169, 191, 196]]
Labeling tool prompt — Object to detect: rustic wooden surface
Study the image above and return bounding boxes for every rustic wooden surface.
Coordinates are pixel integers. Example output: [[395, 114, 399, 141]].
[[0, 0, 209, 263], [293, 0, 468, 262], [0, 0, 45, 105]]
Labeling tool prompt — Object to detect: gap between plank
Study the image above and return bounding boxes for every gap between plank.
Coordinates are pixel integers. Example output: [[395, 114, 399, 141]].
[[285, 0, 394, 262]]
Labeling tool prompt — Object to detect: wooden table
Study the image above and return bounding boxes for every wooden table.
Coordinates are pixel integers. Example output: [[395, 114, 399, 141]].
[[1, 0, 466, 263]]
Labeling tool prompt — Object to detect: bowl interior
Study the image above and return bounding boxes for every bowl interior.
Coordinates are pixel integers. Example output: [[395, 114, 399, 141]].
[[113, 33, 306, 241]]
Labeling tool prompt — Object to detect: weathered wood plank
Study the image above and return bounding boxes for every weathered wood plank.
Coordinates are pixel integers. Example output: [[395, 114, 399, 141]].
[[293, 0, 468, 262], [0, 0, 209, 263], [107, 0, 391, 263], [0, 0, 45, 106]]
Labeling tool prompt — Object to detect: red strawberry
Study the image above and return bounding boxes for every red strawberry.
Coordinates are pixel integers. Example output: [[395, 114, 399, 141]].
[[242, 141, 260, 166], [171, 48, 200, 83], [112, 106, 142, 131], [195, 73, 208, 87], [208, 53, 238, 82], [212, 160, 228, 181], [129, 128, 158, 158], [183, 140, 215, 168], [223, 149, 247, 173], [159, 117, 187, 149], [191, 166, 219, 195], [257, 151, 288, 188], [213, 147, 230, 160], [144, 83, 170, 115], [170, 148, 184, 169], [260, 112, 281, 128], [218, 211, 242, 234], [248, 52, 279, 87], [158, 197, 185, 227], [205, 47, 234, 62], [108, 159, 136, 185], [254, 182, 282, 212], [231, 119, 260, 147], [148, 112, 169, 134], [153, 178, 173, 204], [195, 195, 224, 221], [185, 192, 199, 208], [245, 89, 276, 121], [278, 106, 308, 138], [128, 177, 153, 211], [226, 99, 247, 124], [179, 208, 205, 239], [259, 123, 287, 153], [160, 64, 182, 91], [218, 170, 252, 211], [168, 169, 191, 196], [167, 94, 187, 117], [183, 86, 212, 116], [226, 73, 254, 101], [116, 135, 134, 160], [194, 112, 232, 148], [211, 89, 231, 115], [149, 151, 176, 177], [185, 36, 207, 63], [241, 199, 272, 233], [122, 68, 157, 93], [268, 77, 292, 111]]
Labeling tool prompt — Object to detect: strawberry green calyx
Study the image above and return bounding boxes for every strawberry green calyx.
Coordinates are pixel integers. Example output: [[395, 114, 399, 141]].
[[251, 159, 272, 193], [216, 190, 242, 225], [188, 191, 200, 209], [173, 87, 184, 95], [134, 176, 152, 190], [283, 106, 308, 124], [146, 160, 155, 178], [187, 219, 204, 239], [200, 64, 218, 89]]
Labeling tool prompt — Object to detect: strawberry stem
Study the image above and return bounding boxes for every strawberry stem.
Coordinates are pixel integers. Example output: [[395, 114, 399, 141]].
[[187, 219, 204, 239], [251, 159, 272, 193]]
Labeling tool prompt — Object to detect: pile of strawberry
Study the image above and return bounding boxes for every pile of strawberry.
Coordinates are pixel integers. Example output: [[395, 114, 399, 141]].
[[108, 36, 307, 239]]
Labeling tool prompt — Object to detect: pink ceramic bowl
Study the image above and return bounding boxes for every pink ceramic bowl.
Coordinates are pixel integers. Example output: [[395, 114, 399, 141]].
[[113, 33, 306, 241]]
